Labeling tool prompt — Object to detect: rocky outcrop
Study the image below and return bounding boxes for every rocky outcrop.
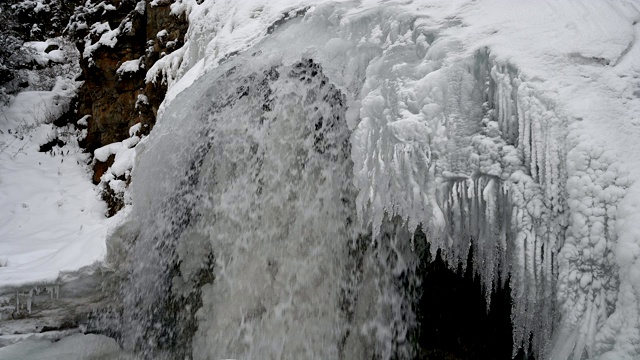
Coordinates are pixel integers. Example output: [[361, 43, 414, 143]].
[[69, 0, 188, 157], [0, 0, 83, 91]]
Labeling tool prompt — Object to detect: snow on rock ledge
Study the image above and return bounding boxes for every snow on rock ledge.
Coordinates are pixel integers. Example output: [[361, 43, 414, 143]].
[[93, 124, 143, 217]]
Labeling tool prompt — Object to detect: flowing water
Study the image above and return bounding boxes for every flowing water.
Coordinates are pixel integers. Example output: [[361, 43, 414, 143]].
[[98, 4, 574, 359]]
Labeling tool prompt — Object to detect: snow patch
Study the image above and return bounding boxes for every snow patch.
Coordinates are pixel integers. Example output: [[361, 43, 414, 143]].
[[116, 58, 142, 77]]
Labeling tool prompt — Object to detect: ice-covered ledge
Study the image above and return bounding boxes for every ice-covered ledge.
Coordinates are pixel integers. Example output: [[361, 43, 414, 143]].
[[0, 265, 109, 347]]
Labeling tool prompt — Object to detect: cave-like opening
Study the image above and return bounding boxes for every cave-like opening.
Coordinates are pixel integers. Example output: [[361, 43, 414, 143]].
[[414, 240, 536, 360]]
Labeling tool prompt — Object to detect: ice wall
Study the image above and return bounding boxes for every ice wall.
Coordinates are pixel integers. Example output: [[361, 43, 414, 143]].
[[436, 51, 630, 360], [102, 1, 640, 360], [345, 7, 633, 357]]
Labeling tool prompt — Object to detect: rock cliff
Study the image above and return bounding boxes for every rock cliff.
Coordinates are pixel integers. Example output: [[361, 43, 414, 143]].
[[68, 0, 188, 182]]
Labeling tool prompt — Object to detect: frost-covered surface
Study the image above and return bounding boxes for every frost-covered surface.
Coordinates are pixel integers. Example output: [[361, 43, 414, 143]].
[[0, 333, 134, 360], [0, 71, 110, 289], [133, 0, 640, 359]]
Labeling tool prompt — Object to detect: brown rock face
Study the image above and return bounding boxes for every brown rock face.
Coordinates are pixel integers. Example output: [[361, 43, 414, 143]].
[[71, 0, 188, 155], [92, 154, 116, 185]]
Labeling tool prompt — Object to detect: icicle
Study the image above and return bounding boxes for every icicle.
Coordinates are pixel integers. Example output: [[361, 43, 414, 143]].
[[522, 106, 532, 171], [27, 288, 33, 314]]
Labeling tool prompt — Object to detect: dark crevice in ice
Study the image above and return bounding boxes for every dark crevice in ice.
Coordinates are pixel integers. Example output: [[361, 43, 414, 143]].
[[413, 237, 536, 360]]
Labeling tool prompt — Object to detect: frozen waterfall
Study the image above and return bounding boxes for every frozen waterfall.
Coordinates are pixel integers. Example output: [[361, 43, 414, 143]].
[[90, 2, 640, 360]]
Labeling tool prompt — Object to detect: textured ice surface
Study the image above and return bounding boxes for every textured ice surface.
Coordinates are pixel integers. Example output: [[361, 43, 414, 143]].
[[4, 0, 640, 359], [0, 334, 133, 360], [111, 1, 640, 359]]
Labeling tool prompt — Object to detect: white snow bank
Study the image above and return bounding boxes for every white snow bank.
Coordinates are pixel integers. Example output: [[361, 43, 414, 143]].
[[0, 130, 110, 288], [129, 122, 142, 136], [0, 84, 111, 289], [45, 50, 66, 63], [77, 115, 89, 127], [111, 147, 137, 178], [0, 329, 80, 348], [25, 42, 49, 53], [95, 142, 122, 162], [0, 78, 75, 132], [148, 0, 353, 108]]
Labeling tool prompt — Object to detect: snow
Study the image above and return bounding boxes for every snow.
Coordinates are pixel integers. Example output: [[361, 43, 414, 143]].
[[156, 29, 168, 39], [94, 142, 120, 163], [45, 50, 65, 63], [92, 124, 142, 208], [24, 41, 48, 53], [116, 58, 142, 76], [32, 2, 47, 13], [135, 0, 145, 15], [129, 122, 142, 137], [83, 23, 121, 59], [0, 81, 110, 289], [22, 40, 67, 67], [1, 78, 75, 134], [89, 21, 110, 36], [76, 115, 89, 127], [111, 147, 136, 178], [94, 134, 140, 164]]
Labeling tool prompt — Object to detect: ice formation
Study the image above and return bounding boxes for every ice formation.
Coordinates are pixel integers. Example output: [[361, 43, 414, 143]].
[[0, 333, 133, 360], [57, 0, 640, 359]]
